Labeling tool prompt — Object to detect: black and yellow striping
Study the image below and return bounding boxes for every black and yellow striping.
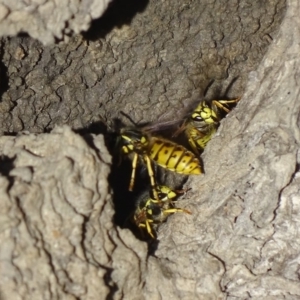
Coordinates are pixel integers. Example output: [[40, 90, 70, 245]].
[[118, 127, 202, 199], [149, 137, 201, 174], [182, 98, 240, 154], [133, 185, 190, 238]]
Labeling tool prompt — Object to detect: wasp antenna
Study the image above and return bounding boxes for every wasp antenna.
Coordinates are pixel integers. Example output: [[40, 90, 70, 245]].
[[120, 111, 139, 127], [224, 77, 239, 95], [203, 79, 215, 96], [172, 121, 187, 138]]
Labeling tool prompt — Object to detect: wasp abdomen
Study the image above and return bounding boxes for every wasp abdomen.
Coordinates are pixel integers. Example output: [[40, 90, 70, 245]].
[[149, 137, 202, 174]]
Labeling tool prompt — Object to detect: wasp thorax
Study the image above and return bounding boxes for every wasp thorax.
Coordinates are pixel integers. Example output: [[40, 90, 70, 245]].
[[120, 128, 149, 154], [184, 98, 240, 154]]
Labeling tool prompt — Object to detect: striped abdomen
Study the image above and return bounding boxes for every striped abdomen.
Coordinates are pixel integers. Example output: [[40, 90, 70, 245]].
[[149, 137, 202, 174]]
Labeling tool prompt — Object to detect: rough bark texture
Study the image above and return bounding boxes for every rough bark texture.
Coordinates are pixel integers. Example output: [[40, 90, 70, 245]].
[[0, 0, 111, 44], [0, 126, 147, 299], [147, 1, 299, 298], [0, 0, 285, 134], [1, 0, 299, 299]]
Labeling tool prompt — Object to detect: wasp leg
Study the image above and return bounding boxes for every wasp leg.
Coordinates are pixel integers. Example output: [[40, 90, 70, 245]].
[[187, 127, 205, 155], [172, 120, 187, 138], [144, 155, 159, 201], [188, 124, 216, 154], [139, 219, 155, 238], [212, 97, 241, 113], [174, 187, 192, 195], [129, 153, 138, 191], [145, 219, 155, 238], [163, 207, 192, 215]]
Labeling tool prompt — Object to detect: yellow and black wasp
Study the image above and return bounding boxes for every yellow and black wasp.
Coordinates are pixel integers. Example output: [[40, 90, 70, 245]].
[[118, 126, 202, 200], [176, 98, 241, 155], [133, 185, 191, 238]]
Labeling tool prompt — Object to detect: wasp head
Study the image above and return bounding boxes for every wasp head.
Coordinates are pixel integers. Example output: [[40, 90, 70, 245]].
[[191, 101, 218, 126], [149, 185, 177, 203], [118, 128, 149, 154]]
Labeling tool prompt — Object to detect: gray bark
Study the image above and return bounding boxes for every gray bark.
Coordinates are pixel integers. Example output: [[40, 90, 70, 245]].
[[1, 0, 299, 299], [0, 0, 111, 44]]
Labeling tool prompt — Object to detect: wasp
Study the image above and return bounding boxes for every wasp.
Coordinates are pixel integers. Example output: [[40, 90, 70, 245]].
[[176, 98, 241, 155], [133, 185, 191, 238], [118, 127, 202, 200]]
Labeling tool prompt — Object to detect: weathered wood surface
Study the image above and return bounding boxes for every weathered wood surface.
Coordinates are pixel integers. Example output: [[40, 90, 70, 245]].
[[1, 0, 299, 299]]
